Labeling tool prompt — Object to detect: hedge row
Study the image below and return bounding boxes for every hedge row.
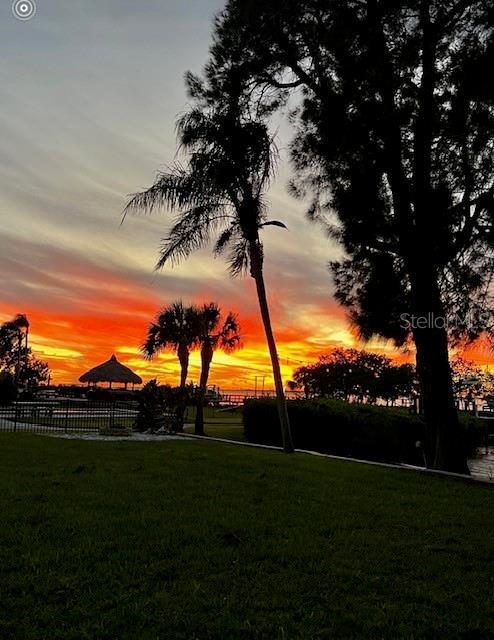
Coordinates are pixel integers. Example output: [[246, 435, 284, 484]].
[[243, 398, 482, 465]]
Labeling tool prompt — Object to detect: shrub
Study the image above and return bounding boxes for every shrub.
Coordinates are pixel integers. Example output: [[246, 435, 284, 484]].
[[461, 413, 487, 458], [0, 372, 17, 406], [134, 380, 167, 433], [243, 399, 482, 465], [134, 381, 190, 433]]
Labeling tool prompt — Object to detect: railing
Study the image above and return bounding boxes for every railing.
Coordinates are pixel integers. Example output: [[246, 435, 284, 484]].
[[474, 404, 494, 455], [213, 393, 279, 407], [215, 394, 250, 407], [0, 400, 138, 434]]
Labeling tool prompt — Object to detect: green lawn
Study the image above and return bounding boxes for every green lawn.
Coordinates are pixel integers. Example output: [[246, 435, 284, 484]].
[[184, 423, 245, 440], [184, 405, 245, 441], [1, 434, 493, 639], [14, 417, 135, 430]]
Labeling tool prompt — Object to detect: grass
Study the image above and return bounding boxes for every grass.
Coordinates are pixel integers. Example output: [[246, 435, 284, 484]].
[[1, 434, 493, 639], [184, 405, 245, 441], [14, 417, 135, 430], [184, 423, 245, 440]]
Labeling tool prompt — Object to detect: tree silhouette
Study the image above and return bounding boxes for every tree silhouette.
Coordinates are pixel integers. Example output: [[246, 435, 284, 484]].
[[293, 348, 415, 404], [194, 302, 241, 435], [0, 321, 19, 360], [213, 0, 494, 472], [125, 68, 295, 452], [0, 315, 31, 387], [142, 301, 199, 389]]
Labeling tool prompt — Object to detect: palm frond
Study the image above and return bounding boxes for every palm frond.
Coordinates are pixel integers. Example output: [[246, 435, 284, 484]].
[[213, 224, 238, 255], [219, 311, 242, 353], [227, 239, 251, 277], [176, 109, 219, 153], [123, 165, 219, 219], [141, 323, 163, 359], [260, 220, 288, 229], [197, 302, 222, 337], [123, 92, 280, 279], [142, 301, 201, 357], [156, 206, 231, 270]]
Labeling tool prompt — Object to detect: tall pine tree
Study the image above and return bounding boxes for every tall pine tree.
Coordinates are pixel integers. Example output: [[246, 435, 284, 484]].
[[214, 0, 494, 472]]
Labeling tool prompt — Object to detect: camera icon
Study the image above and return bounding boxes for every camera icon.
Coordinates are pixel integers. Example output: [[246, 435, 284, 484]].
[[12, 0, 36, 20]]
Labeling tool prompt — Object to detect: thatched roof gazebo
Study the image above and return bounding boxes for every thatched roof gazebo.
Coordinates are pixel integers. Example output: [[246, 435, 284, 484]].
[[79, 355, 142, 389]]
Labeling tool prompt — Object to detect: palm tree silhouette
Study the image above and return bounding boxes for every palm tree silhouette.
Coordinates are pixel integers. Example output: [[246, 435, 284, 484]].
[[194, 303, 241, 436], [142, 301, 198, 389], [125, 95, 295, 452]]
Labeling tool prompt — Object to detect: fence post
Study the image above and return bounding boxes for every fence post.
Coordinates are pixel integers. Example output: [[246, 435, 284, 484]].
[[474, 402, 488, 456], [64, 401, 69, 433], [13, 401, 19, 433]]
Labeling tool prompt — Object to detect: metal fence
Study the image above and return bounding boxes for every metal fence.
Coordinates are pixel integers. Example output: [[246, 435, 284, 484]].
[[474, 406, 494, 455], [0, 400, 139, 434]]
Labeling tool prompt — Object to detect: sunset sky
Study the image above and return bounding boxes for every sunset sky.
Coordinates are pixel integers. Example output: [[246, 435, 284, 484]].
[[1, 0, 490, 389]]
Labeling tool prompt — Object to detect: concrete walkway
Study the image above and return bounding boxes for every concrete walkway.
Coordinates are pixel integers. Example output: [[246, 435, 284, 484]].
[[0, 417, 51, 432], [468, 454, 494, 482], [41, 432, 188, 442]]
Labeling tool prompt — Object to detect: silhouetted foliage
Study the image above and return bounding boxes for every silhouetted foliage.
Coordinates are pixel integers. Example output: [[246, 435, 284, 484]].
[[0, 316, 49, 391], [0, 322, 19, 360], [293, 348, 416, 404], [211, 0, 494, 472], [135, 380, 165, 433], [450, 356, 494, 401], [376, 363, 417, 406], [0, 372, 17, 406], [18, 355, 50, 389], [125, 60, 295, 451], [194, 303, 241, 435], [142, 301, 200, 389], [142, 301, 241, 434], [244, 398, 481, 463], [134, 380, 189, 433]]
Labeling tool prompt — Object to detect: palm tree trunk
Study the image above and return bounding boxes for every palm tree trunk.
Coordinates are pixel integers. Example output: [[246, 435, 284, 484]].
[[176, 343, 190, 432], [195, 342, 213, 436], [249, 243, 294, 453], [177, 343, 189, 388]]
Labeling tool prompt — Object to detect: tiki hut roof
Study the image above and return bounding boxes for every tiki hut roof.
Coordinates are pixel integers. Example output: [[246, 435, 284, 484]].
[[79, 355, 142, 385]]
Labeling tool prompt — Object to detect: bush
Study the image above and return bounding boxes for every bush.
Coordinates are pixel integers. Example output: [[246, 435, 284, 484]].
[[243, 399, 482, 465], [134, 380, 166, 433], [461, 413, 487, 458], [134, 381, 190, 433], [0, 372, 17, 406]]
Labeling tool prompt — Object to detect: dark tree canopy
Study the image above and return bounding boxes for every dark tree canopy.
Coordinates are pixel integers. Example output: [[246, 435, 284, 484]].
[[216, 0, 494, 345], [293, 348, 416, 403], [0, 316, 49, 390], [208, 0, 494, 471]]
